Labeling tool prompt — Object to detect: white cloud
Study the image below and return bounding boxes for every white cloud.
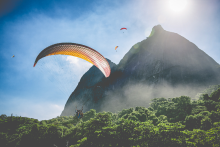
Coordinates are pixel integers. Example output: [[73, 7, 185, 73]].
[[66, 56, 93, 79], [66, 56, 79, 65]]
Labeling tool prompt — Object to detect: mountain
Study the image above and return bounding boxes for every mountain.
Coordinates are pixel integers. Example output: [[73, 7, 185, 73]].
[[60, 25, 220, 116]]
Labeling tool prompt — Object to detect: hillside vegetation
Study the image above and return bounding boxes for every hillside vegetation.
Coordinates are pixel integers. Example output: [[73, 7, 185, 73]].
[[1, 86, 220, 147]]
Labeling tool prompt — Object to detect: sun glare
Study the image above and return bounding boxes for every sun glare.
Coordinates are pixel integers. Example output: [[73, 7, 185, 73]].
[[169, 0, 188, 12]]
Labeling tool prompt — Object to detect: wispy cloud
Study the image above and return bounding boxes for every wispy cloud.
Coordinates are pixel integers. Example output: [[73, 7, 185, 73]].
[[66, 56, 92, 77]]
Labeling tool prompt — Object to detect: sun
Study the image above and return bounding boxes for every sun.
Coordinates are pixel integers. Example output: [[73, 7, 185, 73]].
[[169, 0, 188, 13]]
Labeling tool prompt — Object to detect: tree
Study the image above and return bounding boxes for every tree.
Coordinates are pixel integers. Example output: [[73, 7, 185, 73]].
[[191, 106, 207, 115], [148, 113, 159, 125], [209, 111, 220, 124], [158, 115, 168, 123], [150, 98, 167, 110], [82, 109, 96, 122], [117, 108, 133, 118], [200, 117, 212, 131], [209, 88, 220, 102], [185, 115, 196, 130]]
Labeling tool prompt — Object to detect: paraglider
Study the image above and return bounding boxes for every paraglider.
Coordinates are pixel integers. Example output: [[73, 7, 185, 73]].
[[33, 43, 111, 77], [115, 46, 118, 52], [11, 55, 15, 58], [120, 28, 127, 33]]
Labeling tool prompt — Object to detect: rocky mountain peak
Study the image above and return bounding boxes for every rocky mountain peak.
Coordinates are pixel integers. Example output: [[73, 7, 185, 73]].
[[61, 25, 220, 116], [149, 24, 164, 37]]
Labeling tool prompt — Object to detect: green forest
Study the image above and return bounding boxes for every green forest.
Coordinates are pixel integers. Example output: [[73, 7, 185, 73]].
[[1, 85, 220, 147]]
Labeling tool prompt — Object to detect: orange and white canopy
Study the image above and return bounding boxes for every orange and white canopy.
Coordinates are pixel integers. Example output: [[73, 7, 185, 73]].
[[34, 43, 111, 77]]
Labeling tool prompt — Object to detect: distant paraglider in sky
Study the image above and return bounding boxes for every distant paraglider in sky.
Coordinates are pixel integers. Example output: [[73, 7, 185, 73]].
[[11, 55, 15, 58], [115, 46, 118, 52], [33, 43, 111, 77], [120, 28, 127, 33], [120, 28, 127, 30]]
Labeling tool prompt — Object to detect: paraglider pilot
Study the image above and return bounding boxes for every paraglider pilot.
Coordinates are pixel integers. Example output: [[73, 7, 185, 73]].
[[75, 106, 83, 118]]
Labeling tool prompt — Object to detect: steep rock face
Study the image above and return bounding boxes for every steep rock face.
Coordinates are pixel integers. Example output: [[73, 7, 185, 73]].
[[116, 25, 220, 86], [61, 25, 220, 116]]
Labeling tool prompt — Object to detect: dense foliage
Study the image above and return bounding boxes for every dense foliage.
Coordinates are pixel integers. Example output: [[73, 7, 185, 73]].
[[1, 86, 220, 147]]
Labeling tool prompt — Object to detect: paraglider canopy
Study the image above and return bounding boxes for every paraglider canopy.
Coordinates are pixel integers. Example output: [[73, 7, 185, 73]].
[[33, 43, 111, 77], [120, 28, 127, 30], [115, 46, 118, 52]]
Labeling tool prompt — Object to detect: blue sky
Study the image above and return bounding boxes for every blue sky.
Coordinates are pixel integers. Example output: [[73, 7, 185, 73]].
[[0, 0, 220, 121]]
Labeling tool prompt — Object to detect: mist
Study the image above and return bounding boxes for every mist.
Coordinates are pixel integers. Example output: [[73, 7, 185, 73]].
[[100, 81, 208, 113]]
